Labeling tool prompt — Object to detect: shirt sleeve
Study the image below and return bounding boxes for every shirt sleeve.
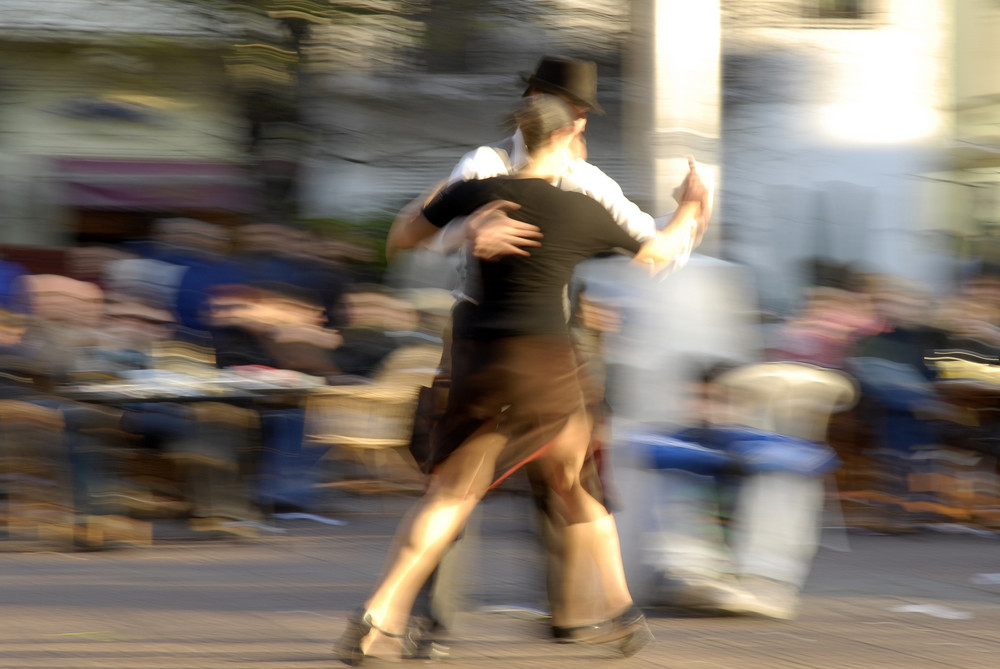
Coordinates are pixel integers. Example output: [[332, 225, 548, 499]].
[[448, 146, 512, 182], [422, 179, 494, 229], [562, 160, 657, 242]]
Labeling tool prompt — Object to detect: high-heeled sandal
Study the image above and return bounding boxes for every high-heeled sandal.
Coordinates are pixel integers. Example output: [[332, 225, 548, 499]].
[[334, 607, 405, 666]]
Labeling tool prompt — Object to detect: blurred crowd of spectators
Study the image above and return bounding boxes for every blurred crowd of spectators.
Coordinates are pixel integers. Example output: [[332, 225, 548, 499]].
[[765, 263, 1000, 533], [3, 227, 1000, 553], [0, 219, 450, 547]]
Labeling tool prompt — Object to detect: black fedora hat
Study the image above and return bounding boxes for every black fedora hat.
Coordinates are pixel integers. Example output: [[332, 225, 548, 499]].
[[522, 55, 604, 115]]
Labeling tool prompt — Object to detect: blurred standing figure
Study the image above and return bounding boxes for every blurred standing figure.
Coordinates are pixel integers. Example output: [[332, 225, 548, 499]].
[[390, 54, 712, 650], [335, 95, 707, 665]]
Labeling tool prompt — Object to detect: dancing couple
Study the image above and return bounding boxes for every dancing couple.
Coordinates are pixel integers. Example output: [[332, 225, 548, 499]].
[[335, 92, 708, 664]]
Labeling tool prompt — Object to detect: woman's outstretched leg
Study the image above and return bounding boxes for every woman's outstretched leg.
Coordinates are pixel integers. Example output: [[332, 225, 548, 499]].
[[336, 428, 505, 664]]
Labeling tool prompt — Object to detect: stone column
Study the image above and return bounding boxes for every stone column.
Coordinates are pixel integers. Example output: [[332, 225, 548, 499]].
[[625, 0, 721, 253], [614, 3, 730, 596]]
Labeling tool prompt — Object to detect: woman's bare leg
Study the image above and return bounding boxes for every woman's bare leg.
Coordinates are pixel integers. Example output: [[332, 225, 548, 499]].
[[357, 427, 506, 649]]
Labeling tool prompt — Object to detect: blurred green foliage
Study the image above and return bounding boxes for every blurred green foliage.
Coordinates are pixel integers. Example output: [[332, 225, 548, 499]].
[[305, 212, 397, 276]]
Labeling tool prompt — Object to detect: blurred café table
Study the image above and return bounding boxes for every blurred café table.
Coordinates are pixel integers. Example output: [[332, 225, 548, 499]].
[[932, 355, 1000, 408], [56, 367, 331, 406]]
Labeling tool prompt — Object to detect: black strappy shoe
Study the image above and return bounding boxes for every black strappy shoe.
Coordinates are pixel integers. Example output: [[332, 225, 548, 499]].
[[334, 608, 405, 666], [401, 615, 451, 660], [551, 621, 601, 643]]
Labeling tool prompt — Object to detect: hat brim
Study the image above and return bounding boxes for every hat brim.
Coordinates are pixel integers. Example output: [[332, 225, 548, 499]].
[[520, 75, 605, 115]]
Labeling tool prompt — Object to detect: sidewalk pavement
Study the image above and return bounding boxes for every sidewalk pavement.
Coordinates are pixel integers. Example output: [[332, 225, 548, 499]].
[[1, 492, 999, 669]]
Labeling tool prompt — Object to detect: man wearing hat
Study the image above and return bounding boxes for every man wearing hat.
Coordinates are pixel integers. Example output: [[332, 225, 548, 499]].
[[396, 54, 711, 657], [523, 54, 605, 114], [420, 54, 711, 265]]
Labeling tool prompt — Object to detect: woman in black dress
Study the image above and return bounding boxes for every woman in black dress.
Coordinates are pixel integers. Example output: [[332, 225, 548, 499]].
[[336, 95, 705, 664]]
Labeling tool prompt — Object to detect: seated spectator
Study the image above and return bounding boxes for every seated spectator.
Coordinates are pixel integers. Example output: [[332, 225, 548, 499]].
[[6, 279, 141, 546], [845, 275, 962, 529], [209, 282, 344, 378], [233, 223, 353, 329], [0, 307, 72, 547], [208, 282, 346, 515], [119, 218, 247, 344], [207, 279, 439, 515], [769, 284, 879, 369], [99, 294, 261, 532], [34, 286, 259, 536], [330, 284, 424, 377]]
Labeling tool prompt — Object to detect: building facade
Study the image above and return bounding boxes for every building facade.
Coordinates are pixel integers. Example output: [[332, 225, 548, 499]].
[[2, 0, 997, 310], [717, 0, 955, 309], [0, 0, 255, 250]]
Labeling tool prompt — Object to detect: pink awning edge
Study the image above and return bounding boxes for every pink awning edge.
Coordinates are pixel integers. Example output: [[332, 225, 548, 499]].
[[51, 158, 260, 212]]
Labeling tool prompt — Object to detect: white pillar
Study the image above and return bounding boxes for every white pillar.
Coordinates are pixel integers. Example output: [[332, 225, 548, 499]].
[[625, 0, 721, 253]]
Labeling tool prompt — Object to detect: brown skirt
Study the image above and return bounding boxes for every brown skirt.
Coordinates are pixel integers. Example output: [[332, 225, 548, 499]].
[[428, 334, 586, 485]]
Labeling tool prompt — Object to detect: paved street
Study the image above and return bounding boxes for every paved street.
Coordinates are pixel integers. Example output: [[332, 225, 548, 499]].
[[1, 492, 999, 669]]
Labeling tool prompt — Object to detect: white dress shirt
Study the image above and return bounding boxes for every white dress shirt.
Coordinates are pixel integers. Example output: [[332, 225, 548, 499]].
[[425, 128, 692, 299], [447, 128, 658, 242]]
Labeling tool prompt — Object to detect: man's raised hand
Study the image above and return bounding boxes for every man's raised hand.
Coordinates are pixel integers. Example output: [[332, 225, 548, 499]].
[[677, 157, 712, 244]]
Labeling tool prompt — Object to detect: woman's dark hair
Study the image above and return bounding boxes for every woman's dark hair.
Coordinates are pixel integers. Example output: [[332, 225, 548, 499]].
[[513, 94, 576, 156]]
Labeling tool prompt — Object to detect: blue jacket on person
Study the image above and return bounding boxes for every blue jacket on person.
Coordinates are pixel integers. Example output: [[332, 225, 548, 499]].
[[0, 259, 30, 314], [628, 424, 841, 478]]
